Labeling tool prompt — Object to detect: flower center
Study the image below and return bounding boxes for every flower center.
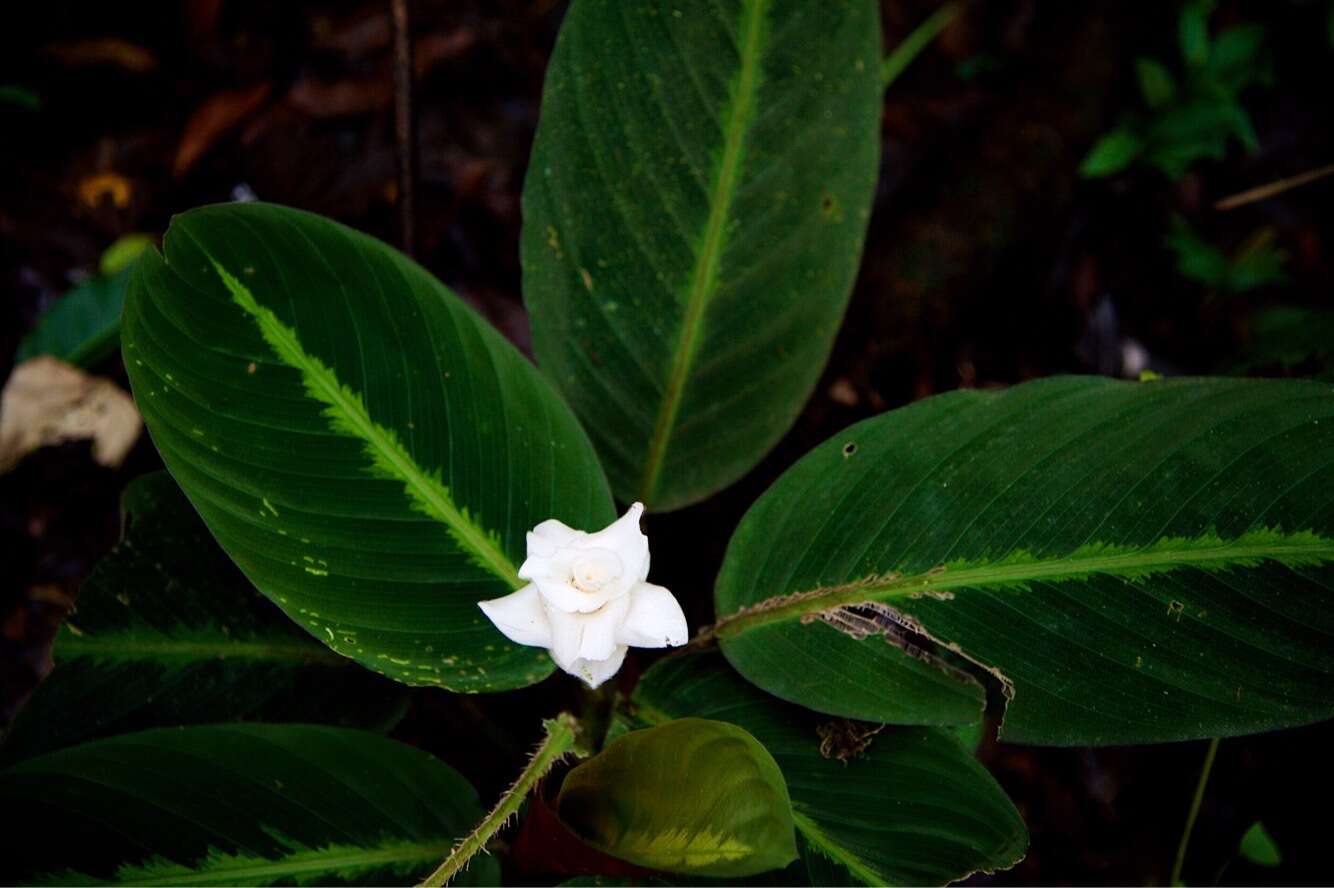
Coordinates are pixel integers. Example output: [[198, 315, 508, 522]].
[[570, 549, 622, 593]]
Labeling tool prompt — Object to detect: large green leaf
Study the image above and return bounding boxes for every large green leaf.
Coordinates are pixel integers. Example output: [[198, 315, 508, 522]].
[[522, 0, 883, 511], [630, 653, 1027, 885], [558, 717, 798, 878], [0, 724, 497, 886], [123, 202, 615, 692], [1, 472, 407, 764], [713, 376, 1334, 745]]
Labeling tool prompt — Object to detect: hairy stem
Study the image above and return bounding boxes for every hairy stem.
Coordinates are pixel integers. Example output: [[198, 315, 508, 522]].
[[418, 713, 581, 887], [1171, 737, 1221, 886]]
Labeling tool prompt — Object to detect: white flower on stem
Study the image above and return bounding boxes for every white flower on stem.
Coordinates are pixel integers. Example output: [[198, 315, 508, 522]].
[[478, 503, 687, 688]]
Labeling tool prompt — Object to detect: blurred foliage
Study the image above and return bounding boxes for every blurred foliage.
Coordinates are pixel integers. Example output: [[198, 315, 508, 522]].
[[1081, 0, 1271, 179], [0, 85, 39, 110], [1165, 217, 1286, 295], [1238, 821, 1282, 867]]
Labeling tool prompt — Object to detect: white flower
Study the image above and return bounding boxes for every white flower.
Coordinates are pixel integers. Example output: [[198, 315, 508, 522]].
[[478, 503, 687, 688]]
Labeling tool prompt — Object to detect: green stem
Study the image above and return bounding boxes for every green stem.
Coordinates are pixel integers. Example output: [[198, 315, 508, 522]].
[[418, 713, 581, 887], [881, 2, 960, 90], [1170, 737, 1221, 886]]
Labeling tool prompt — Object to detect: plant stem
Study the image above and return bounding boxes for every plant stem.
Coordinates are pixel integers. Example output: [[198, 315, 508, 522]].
[[881, 2, 960, 90], [417, 713, 581, 887], [1170, 737, 1221, 886], [390, 0, 417, 256], [1214, 162, 1334, 210]]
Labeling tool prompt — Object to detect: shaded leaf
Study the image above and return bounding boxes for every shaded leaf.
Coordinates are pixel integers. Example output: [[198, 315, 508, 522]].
[[558, 717, 798, 878], [631, 653, 1027, 885], [713, 376, 1334, 745], [1136, 58, 1176, 109], [0, 724, 498, 886], [1, 472, 408, 763], [1239, 821, 1281, 867], [1079, 127, 1142, 178], [16, 270, 130, 368], [123, 202, 614, 691], [522, 0, 883, 510]]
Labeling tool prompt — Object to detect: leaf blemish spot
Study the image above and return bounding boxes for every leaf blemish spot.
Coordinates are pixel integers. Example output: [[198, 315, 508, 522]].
[[1167, 600, 1185, 621], [842, 441, 857, 458]]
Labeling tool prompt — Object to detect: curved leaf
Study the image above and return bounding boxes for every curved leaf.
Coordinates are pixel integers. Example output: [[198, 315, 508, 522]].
[[0, 724, 497, 886], [558, 717, 797, 877], [16, 268, 129, 368], [631, 652, 1027, 886], [713, 376, 1334, 745], [123, 202, 615, 691], [1, 472, 407, 763], [522, 0, 883, 510]]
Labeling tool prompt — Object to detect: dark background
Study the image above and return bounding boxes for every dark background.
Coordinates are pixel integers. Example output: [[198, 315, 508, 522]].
[[2, 1, 1332, 884]]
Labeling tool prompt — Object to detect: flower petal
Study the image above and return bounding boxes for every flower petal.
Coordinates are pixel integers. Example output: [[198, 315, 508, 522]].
[[585, 502, 649, 584], [567, 646, 628, 689], [477, 584, 551, 648], [546, 596, 630, 666], [617, 582, 688, 648], [526, 518, 582, 558]]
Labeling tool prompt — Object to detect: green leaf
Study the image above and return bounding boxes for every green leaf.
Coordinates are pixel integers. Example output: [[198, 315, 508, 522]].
[[16, 269, 129, 368], [123, 202, 615, 692], [632, 653, 1027, 885], [1180, 0, 1215, 69], [1079, 126, 1143, 178], [712, 376, 1334, 745], [522, 0, 883, 511], [1238, 821, 1281, 867], [557, 717, 798, 878], [1, 472, 408, 764], [1235, 307, 1334, 376], [1166, 216, 1231, 287], [100, 232, 156, 276], [1135, 58, 1177, 109], [1, 724, 497, 886], [0, 84, 40, 110], [1205, 25, 1266, 96]]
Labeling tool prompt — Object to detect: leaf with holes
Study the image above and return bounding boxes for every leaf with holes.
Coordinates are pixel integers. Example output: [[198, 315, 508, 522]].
[[0, 723, 498, 886], [557, 717, 798, 878], [1, 472, 407, 764], [522, 0, 883, 511], [630, 652, 1027, 885], [122, 202, 615, 692], [713, 376, 1334, 745]]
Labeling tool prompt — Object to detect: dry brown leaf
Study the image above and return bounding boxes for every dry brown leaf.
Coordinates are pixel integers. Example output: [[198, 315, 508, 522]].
[[42, 38, 158, 72], [0, 357, 142, 474], [174, 83, 272, 177]]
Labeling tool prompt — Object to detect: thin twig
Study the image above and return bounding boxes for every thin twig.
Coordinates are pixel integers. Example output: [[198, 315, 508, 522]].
[[417, 713, 581, 887], [1170, 737, 1221, 886], [881, 1, 960, 90], [390, 0, 418, 255], [1214, 163, 1334, 211]]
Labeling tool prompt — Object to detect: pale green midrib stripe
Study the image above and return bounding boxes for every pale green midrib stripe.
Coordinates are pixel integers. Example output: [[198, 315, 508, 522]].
[[206, 259, 521, 589], [56, 636, 345, 665], [631, 710, 877, 882], [715, 540, 1334, 638], [107, 840, 454, 887], [791, 811, 883, 885], [638, 0, 770, 504]]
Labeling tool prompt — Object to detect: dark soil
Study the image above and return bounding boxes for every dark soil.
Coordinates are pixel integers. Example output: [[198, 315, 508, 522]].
[[3, 1, 1331, 884]]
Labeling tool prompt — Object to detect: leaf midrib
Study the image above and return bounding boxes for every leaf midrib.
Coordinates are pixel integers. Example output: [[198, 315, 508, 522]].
[[201, 254, 522, 590], [104, 839, 455, 887], [638, 0, 770, 504], [714, 537, 1334, 638]]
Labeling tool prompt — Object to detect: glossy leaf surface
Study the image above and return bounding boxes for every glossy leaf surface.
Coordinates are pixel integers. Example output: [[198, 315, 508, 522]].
[[522, 0, 883, 510], [631, 653, 1027, 885], [714, 376, 1334, 744], [1, 724, 497, 886], [558, 717, 798, 877], [123, 202, 615, 691]]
